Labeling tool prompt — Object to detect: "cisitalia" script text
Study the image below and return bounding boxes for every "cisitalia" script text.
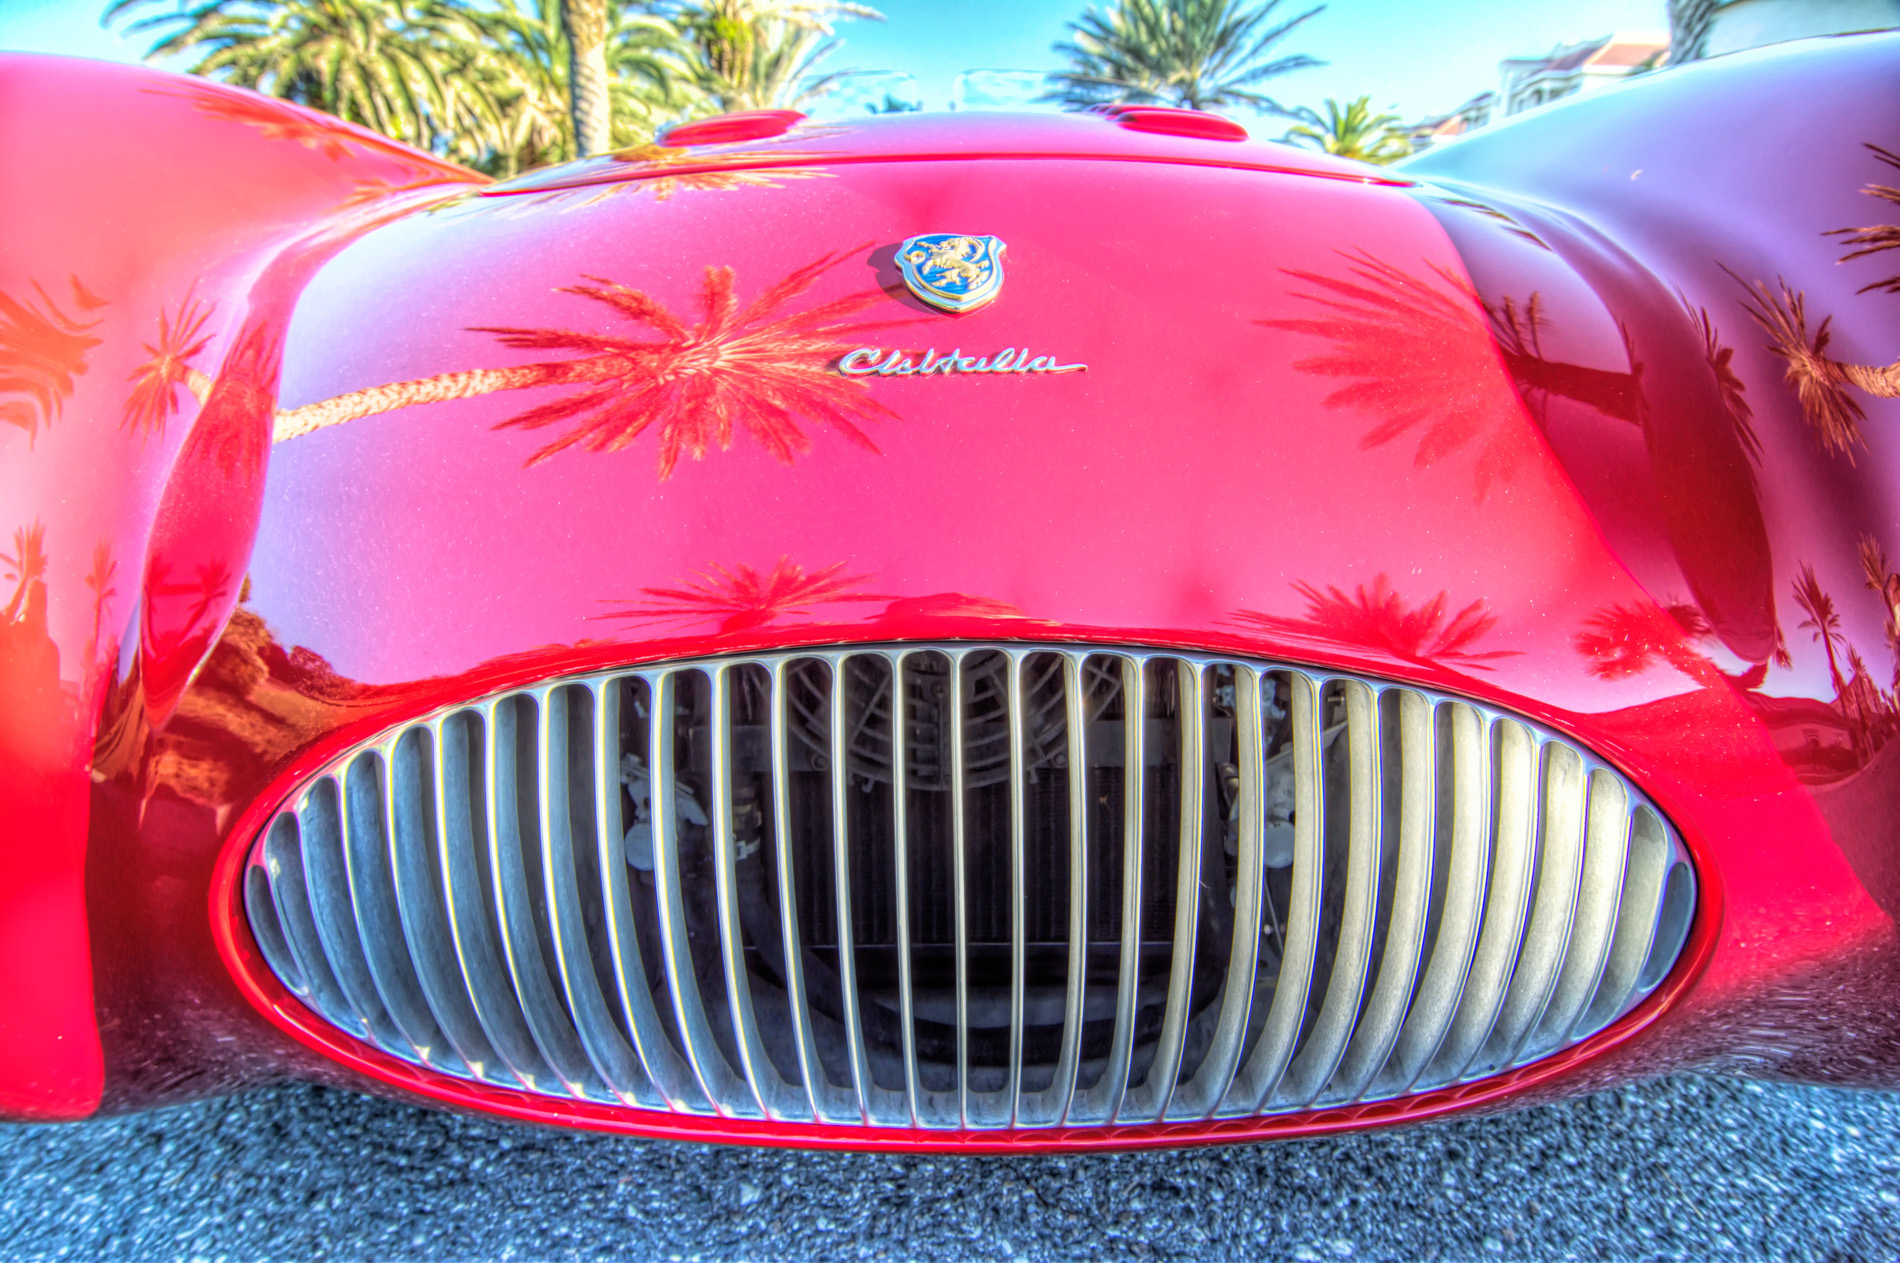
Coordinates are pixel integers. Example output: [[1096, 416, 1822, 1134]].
[[836, 347, 1088, 377]]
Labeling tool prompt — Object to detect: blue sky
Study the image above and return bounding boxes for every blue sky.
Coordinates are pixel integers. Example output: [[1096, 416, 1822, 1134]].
[[0, 0, 1668, 122]]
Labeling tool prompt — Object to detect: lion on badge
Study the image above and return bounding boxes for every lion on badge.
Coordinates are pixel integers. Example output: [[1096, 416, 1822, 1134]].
[[909, 235, 986, 284]]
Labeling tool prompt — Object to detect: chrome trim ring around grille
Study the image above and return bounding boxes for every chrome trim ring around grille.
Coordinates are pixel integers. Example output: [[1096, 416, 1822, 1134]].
[[241, 644, 1697, 1131]]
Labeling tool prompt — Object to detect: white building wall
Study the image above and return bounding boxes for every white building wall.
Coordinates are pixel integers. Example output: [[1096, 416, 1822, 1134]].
[[1704, 0, 1900, 56]]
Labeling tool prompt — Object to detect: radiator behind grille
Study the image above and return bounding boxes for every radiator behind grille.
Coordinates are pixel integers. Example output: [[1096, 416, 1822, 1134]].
[[242, 646, 1695, 1130]]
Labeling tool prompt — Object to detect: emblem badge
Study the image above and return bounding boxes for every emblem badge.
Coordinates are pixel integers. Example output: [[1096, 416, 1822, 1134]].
[[897, 233, 1007, 313]]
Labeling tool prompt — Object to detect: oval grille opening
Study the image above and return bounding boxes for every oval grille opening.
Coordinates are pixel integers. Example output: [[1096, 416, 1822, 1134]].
[[242, 645, 1696, 1130]]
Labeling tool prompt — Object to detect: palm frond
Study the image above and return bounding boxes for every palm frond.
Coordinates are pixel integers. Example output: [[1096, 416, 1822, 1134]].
[[1825, 143, 1900, 294], [1, 520, 48, 624], [1282, 95, 1410, 164], [1257, 249, 1527, 499], [0, 276, 105, 443], [1230, 573, 1517, 669], [596, 555, 884, 631], [1043, 0, 1323, 112], [1733, 272, 1866, 460], [124, 285, 216, 439]]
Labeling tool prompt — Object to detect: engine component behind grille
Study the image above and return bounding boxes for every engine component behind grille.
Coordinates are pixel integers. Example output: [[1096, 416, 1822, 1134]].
[[241, 645, 1696, 1129]]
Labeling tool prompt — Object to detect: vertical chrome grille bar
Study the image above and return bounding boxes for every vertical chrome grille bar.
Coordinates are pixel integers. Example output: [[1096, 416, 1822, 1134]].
[[1488, 741, 1587, 1070], [295, 779, 394, 1046], [1575, 805, 1671, 1039], [262, 807, 366, 1038], [429, 711, 550, 1093], [246, 645, 1695, 1132], [1227, 669, 1325, 1113], [1331, 690, 1436, 1101], [1080, 653, 1146, 1125], [535, 685, 653, 1106], [386, 728, 495, 1081], [949, 649, 971, 1128], [643, 670, 751, 1114], [1045, 650, 1091, 1124], [244, 853, 305, 999], [1136, 659, 1203, 1121], [708, 665, 798, 1119], [767, 659, 830, 1122], [1533, 770, 1629, 1052], [348, 752, 450, 1067], [582, 681, 702, 1112], [1382, 702, 1492, 1093], [1281, 678, 1383, 1106], [886, 649, 922, 1127], [482, 696, 597, 1098], [1004, 650, 1030, 1126], [1175, 662, 1265, 1118], [1431, 718, 1540, 1083], [827, 652, 873, 1124]]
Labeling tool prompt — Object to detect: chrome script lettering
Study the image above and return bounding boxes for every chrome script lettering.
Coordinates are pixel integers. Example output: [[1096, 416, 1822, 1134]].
[[836, 347, 1089, 377]]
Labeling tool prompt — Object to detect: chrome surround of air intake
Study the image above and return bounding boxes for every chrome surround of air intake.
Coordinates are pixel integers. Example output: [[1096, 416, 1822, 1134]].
[[242, 644, 1697, 1130]]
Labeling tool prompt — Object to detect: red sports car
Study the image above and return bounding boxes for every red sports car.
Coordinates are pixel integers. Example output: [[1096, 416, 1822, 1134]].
[[4, 32, 1899, 1150]]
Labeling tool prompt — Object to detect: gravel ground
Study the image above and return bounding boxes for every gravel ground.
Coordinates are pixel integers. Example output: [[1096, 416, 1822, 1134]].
[[0, 1075, 1897, 1261]]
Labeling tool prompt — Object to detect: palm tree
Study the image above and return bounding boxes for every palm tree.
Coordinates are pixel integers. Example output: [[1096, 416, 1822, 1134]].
[[1857, 532, 1900, 695], [560, 0, 613, 155], [1792, 563, 1852, 711], [124, 286, 216, 439], [1256, 249, 1528, 500], [107, 0, 508, 157], [1829, 145, 1900, 296], [455, 0, 696, 173], [84, 543, 119, 674], [598, 555, 883, 631], [1231, 573, 1518, 670], [1282, 96, 1410, 164], [1044, 0, 1323, 113], [1733, 146, 1900, 460], [1735, 276, 1872, 458], [1574, 601, 1728, 688], [0, 277, 107, 443], [668, 0, 881, 112], [273, 248, 902, 478], [1666, 0, 1719, 65], [1, 522, 47, 626]]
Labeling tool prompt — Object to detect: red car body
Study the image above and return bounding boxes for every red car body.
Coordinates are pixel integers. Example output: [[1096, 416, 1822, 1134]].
[[4, 33, 1900, 1150]]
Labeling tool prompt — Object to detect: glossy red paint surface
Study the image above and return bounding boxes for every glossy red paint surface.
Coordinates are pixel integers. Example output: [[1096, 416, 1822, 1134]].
[[7, 36, 1900, 1145], [0, 54, 481, 1117], [486, 105, 1403, 196]]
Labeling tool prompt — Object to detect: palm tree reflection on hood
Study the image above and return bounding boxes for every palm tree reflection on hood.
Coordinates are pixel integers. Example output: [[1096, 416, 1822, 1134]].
[[1232, 574, 1518, 672], [596, 555, 885, 633], [1, 522, 48, 626], [0, 276, 108, 443], [147, 79, 467, 171], [1735, 276, 1871, 458], [1859, 533, 1900, 698], [123, 286, 215, 439], [1793, 562, 1852, 711], [83, 542, 118, 678], [1783, 562, 1896, 757], [1734, 144, 1900, 459], [1264, 250, 1764, 477], [1256, 250, 1531, 500], [1575, 600, 1737, 690], [274, 247, 899, 479]]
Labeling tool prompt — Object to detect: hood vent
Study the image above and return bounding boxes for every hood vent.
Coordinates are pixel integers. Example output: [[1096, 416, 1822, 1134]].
[[242, 645, 1695, 1130]]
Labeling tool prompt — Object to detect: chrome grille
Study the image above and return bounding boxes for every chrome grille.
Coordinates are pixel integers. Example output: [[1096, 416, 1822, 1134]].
[[242, 645, 1696, 1130]]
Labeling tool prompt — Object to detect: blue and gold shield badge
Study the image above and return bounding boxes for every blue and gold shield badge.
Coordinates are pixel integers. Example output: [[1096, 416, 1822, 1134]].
[[897, 233, 1007, 313]]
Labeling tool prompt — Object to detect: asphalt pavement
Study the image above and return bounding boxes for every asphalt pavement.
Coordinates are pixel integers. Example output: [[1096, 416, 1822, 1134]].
[[0, 1073, 1896, 1261]]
